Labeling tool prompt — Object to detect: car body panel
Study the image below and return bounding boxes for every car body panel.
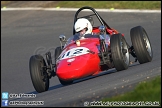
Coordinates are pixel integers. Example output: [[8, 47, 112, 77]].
[[56, 38, 102, 81]]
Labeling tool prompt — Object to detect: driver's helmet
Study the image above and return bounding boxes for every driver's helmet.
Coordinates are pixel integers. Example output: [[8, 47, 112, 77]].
[[74, 18, 92, 35]]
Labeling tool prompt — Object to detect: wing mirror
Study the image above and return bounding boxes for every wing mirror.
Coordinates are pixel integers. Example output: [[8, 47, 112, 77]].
[[99, 25, 106, 34], [59, 35, 67, 50], [59, 35, 67, 42], [98, 25, 106, 40]]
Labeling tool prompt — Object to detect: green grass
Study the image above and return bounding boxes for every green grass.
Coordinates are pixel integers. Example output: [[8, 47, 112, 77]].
[[101, 76, 161, 107], [54, 1, 161, 10], [1, 1, 161, 10]]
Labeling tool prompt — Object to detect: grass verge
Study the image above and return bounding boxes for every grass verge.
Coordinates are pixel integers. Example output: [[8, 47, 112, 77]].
[[1, 1, 161, 10], [54, 1, 161, 10], [101, 76, 161, 107]]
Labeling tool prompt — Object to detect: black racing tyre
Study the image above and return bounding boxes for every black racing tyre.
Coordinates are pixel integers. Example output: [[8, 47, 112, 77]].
[[59, 79, 73, 85], [29, 55, 49, 93], [130, 26, 153, 64], [110, 33, 130, 71]]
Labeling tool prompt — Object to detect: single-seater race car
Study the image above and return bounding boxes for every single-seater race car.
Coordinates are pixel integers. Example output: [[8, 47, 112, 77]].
[[29, 6, 153, 93]]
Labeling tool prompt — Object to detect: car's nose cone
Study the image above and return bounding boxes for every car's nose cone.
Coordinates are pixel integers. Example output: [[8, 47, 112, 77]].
[[56, 54, 100, 81]]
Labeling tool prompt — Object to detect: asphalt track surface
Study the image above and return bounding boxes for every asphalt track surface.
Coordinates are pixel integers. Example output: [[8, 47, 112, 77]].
[[1, 10, 161, 107]]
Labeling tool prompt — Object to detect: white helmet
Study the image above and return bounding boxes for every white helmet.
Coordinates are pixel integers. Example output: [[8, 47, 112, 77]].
[[74, 18, 92, 35]]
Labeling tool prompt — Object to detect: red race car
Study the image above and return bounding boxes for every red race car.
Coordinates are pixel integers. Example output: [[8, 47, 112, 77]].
[[29, 6, 153, 93]]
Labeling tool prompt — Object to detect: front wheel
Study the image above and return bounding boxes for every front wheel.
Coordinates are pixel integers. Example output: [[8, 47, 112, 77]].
[[110, 33, 130, 71], [130, 26, 153, 64], [29, 55, 49, 93]]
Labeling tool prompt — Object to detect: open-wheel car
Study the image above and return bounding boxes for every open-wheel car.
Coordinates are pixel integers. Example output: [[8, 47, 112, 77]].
[[29, 6, 153, 93]]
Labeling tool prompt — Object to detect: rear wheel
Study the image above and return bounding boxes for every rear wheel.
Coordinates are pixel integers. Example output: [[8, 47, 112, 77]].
[[130, 26, 153, 64], [54, 46, 63, 72], [54, 46, 63, 63], [29, 55, 49, 93], [110, 33, 130, 71]]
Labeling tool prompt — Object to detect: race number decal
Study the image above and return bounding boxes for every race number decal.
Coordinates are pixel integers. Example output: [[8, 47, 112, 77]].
[[59, 47, 89, 60]]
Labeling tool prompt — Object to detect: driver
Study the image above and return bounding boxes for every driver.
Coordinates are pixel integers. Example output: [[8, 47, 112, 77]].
[[74, 18, 93, 37], [74, 18, 110, 48]]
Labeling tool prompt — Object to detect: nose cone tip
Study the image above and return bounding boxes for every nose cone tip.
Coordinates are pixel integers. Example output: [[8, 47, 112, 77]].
[[56, 68, 79, 81]]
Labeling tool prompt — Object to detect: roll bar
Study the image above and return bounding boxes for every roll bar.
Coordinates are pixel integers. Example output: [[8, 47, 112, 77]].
[[73, 6, 111, 35]]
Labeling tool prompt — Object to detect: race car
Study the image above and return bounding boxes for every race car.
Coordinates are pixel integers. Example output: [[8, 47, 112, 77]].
[[29, 6, 153, 93]]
